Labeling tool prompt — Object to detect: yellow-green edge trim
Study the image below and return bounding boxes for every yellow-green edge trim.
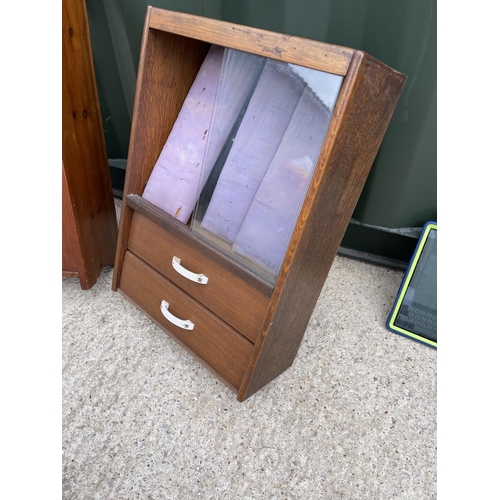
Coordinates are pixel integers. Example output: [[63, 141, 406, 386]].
[[388, 223, 437, 347]]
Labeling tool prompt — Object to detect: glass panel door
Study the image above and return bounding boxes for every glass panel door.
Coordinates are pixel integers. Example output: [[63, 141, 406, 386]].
[[140, 44, 344, 285], [192, 48, 344, 285]]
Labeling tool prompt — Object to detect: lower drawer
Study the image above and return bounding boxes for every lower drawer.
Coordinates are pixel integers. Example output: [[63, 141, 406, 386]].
[[118, 251, 254, 389]]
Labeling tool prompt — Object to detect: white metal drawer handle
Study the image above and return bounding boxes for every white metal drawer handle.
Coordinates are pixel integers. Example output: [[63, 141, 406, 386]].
[[172, 256, 208, 284], [160, 300, 194, 330]]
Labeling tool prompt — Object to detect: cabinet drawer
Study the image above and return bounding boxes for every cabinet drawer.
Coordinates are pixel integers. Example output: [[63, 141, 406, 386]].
[[119, 251, 253, 389], [127, 211, 270, 343]]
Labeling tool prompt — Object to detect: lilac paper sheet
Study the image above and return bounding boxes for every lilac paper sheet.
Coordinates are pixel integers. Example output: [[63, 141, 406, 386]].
[[199, 50, 265, 190], [142, 45, 224, 223], [200, 59, 307, 243], [142, 47, 265, 224], [232, 83, 332, 275]]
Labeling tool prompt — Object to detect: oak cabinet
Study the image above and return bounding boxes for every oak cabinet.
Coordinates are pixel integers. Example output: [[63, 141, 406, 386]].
[[112, 7, 406, 401]]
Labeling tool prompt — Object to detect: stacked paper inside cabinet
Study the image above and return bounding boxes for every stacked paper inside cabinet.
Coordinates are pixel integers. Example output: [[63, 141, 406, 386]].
[[198, 58, 307, 244], [142, 46, 264, 223], [233, 69, 341, 275]]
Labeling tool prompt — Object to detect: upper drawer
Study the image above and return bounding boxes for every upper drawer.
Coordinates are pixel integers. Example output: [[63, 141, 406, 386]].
[[127, 211, 270, 343], [119, 251, 254, 390]]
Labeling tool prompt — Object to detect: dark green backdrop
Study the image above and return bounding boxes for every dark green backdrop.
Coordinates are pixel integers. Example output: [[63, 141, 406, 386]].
[[86, 0, 436, 265]]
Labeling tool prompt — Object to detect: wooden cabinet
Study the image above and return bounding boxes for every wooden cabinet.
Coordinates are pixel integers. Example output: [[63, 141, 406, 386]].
[[112, 7, 406, 401], [62, 0, 118, 289]]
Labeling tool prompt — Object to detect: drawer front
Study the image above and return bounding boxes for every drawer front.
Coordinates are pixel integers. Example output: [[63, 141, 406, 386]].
[[127, 212, 270, 343], [119, 251, 253, 389]]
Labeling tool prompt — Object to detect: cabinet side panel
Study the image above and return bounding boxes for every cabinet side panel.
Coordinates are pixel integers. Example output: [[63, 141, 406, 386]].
[[239, 52, 406, 401], [62, 0, 118, 289], [112, 15, 210, 290]]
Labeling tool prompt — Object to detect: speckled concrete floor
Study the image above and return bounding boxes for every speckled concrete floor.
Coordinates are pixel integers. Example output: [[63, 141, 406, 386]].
[[62, 200, 436, 500]]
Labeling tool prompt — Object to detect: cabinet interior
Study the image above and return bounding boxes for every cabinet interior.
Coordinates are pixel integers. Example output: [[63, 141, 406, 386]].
[[129, 26, 347, 285]]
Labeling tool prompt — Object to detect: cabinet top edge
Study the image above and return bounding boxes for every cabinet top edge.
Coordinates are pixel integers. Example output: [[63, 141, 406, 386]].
[[147, 6, 355, 76]]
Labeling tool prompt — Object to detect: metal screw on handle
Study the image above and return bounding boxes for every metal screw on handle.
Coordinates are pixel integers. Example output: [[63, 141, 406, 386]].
[[160, 300, 194, 330]]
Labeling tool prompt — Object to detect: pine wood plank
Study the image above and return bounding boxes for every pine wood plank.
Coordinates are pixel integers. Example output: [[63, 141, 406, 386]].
[[62, 0, 118, 289]]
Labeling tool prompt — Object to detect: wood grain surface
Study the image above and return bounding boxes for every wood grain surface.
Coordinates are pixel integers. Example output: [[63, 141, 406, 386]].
[[62, 0, 118, 289], [128, 211, 270, 343], [149, 7, 354, 76], [119, 251, 254, 389]]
